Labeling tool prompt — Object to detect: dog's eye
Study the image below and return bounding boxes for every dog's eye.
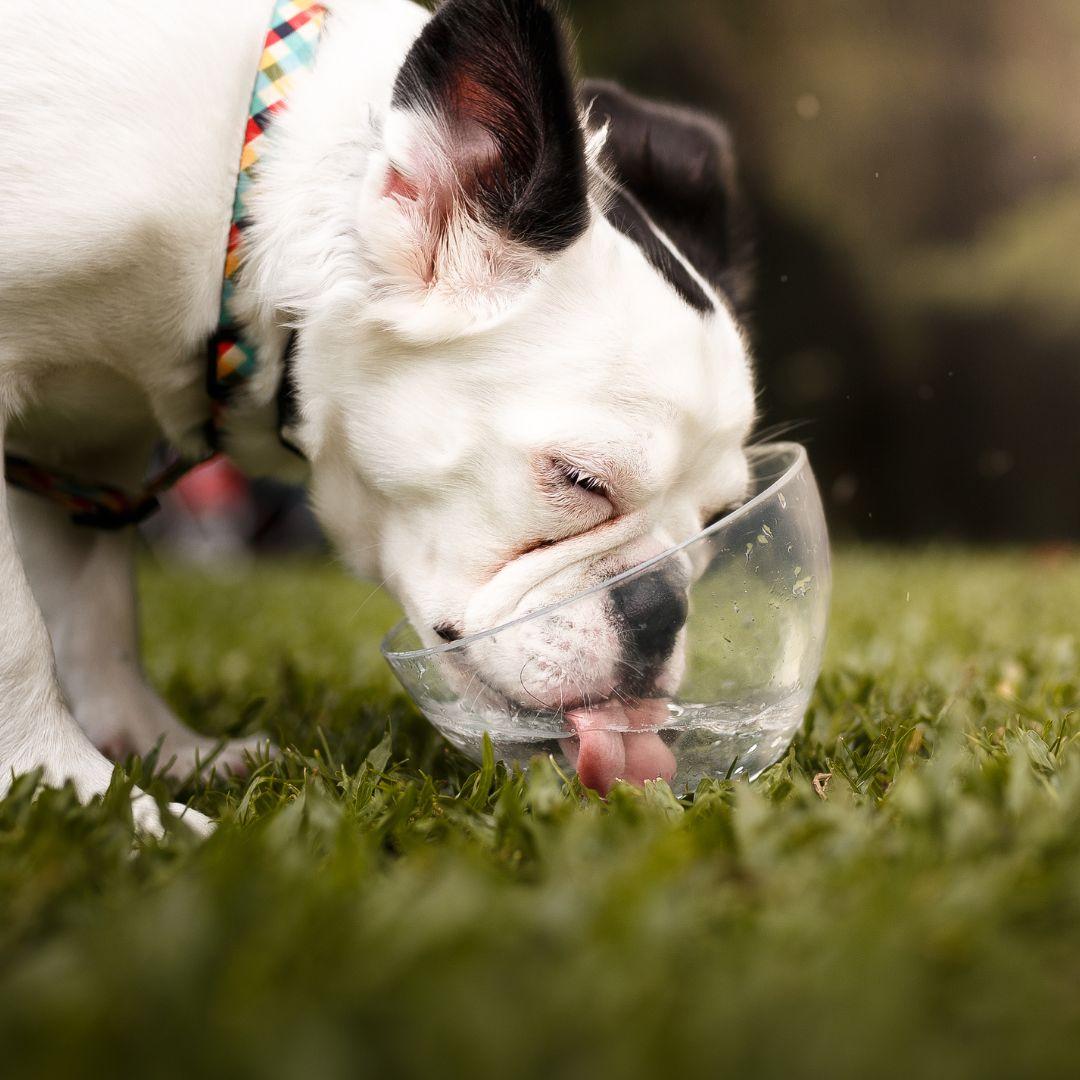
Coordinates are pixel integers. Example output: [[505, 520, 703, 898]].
[[536, 454, 616, 516], [559, 464, 610, 498], [549, 460, 614, 509]]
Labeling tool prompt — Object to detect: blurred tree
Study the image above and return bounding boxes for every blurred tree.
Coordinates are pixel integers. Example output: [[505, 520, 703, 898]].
[[570, 0, 1080, 540]]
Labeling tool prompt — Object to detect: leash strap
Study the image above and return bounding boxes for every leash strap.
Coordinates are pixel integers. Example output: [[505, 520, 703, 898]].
[[3, 0, 327, 527]]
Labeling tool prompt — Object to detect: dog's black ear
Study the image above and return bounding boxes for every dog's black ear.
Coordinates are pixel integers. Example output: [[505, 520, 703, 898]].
[[583, 80, 753, 314], [391, 0, 588, 254]]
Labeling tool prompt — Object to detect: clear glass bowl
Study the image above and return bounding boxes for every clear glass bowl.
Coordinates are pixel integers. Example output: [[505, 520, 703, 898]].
[[382, 443, 830, 794]]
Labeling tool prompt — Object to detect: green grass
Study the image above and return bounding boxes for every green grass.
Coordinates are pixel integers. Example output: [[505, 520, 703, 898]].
[[3, 548, 1080, 1078]]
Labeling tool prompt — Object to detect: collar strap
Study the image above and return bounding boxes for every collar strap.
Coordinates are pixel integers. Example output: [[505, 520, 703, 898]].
[[4, 447, 195, 529], [5, 332, 301, 531], [208, 0, 328, 415], [4, 0, 327, 527]]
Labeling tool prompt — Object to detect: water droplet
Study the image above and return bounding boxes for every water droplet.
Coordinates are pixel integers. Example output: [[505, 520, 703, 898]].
[[778, 492, 787, 510]]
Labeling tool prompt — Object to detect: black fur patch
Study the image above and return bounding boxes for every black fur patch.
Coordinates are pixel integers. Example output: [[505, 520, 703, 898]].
[[392, 0, 589, 254], [605, 186, 715, 313], [583, 79, 753, 314]]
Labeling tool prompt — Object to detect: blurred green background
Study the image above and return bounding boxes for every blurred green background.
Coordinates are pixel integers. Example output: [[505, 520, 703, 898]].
[[6, 9, 1080, 1074], [572, 0, 1080, 541]]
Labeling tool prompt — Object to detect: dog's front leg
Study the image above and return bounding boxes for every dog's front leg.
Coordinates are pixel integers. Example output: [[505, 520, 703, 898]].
[[8, 485, 267, 787], [0, 434, 211, 836]]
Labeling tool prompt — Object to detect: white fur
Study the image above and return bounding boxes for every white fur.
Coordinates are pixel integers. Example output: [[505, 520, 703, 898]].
[[0, 0, 755, 830]]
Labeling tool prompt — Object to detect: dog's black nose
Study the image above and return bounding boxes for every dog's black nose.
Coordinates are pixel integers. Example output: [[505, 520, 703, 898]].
[[611, 574, 688, 663]]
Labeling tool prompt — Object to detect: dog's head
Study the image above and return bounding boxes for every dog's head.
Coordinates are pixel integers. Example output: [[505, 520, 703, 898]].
[[296, 0, 755, 709]]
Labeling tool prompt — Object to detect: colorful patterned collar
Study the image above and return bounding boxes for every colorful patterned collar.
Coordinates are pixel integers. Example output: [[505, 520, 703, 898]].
[[4, 0, 328, 528]]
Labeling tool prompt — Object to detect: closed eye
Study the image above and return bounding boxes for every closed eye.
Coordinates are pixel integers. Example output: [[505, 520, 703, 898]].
[[558, 463, 610, 499], [543, 456, 615, 512]]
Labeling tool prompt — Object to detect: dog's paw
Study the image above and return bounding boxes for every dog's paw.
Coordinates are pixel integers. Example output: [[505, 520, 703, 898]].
[[158, 732, 273, 781], [76, 684, 271, 781], [130, 792, 214, 838], [3, 723, 216, 839]]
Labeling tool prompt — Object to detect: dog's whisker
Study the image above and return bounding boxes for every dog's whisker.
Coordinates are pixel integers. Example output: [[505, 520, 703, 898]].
[[518, 659, 553, 711], [346, 570, 401, 625], [749, 418, 814, 447]]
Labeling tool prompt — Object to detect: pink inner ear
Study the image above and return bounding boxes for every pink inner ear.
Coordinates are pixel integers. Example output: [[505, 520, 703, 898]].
[[377, 83, 513, 291], [383, 167, 420, 202]]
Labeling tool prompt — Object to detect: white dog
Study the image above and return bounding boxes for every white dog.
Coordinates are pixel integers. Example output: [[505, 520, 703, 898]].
[[0, 0, 755, 832]]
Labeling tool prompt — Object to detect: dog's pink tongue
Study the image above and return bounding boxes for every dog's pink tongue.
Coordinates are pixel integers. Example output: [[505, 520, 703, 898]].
[[562, 699, 676, 796]]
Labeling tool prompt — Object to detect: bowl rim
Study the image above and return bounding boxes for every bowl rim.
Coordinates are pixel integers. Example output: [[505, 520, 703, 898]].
[[381, 440, 810, 662]]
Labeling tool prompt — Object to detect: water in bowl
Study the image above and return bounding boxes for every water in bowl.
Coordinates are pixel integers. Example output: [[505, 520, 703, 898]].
[[424, 687, 809, 790]]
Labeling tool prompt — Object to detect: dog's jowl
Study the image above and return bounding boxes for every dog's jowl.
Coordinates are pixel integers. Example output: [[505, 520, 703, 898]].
[[0, 0, 755, 827]]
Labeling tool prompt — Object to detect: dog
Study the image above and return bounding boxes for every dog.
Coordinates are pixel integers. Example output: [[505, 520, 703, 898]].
[[0, 0, 755, 832]]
